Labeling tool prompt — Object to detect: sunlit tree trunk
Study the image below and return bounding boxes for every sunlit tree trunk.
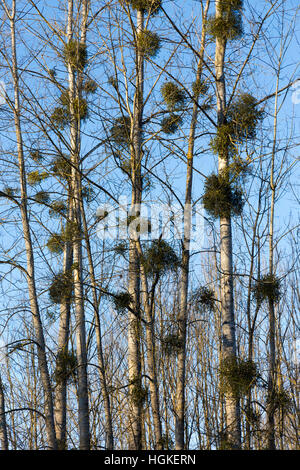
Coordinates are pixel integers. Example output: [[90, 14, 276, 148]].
[[127, 8, 145, 450], [54, 198, 73, 449], [137, 244, 163, 449], [267, 59, 281, 452], [66, 0, 90, 449], [3, 0, 58, 449], [214, 0, 241, 448]]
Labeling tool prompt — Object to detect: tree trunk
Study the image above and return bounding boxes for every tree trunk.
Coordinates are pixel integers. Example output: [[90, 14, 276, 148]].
[[81, 202, 114, 450], [175, 0, 210, 450], [8, 0, 57, 449], [127, 8, 145, 450], [66, 0, 90, 450], [137, 246, 163, 449], [214, 0, 241, 449], [54, 199, 73, 449], [267, 68, 280, 450], [0, 374, 8, 450]]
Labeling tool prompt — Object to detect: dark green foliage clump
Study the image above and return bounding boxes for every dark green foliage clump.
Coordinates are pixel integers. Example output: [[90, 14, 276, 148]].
[[137, 30, 161, 57], [47, 221, 81, 254], [268, 388, 292, 415], [51, 90, 88, 128], [222, 0, 243, 8], [59, 90, 88, 121], [227, 93, 264, 141], [130, 378, 148, 406], [49, 200, 67, 218], [206, 11, 243, 40], [210, 123, 235, 160], [61, 220, 82, 243], [83, 79, 97, 94], [192, 78, 209, 99], [63, 40, 87, 71], [34, 191, 50, 204], [46, 233, 64, 254], [219, 356, 259, 397], [110, 116, 131, 148], [162, 333, 183, 356], [113, 292, 133, 313], [202, 173, 244, 219], [141, 239, 179, 277], [207, 0, 243, 41], [126, 0, 162, 15], [226, 159, 249, 182], [49, 271, 73, 304], [161, 82, 186, 111], [51, 154, 72, 180], [211, 94, 264, 159], [27, 170, 48, 186], [252, 273, 281, 304], [161, 113, 182, 134], [192, 286, 215, 311], [54, 349, 77, 385], [51, 106, 70, 129]]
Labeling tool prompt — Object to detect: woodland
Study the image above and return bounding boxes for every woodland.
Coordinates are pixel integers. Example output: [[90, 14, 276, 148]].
[[0, 0, 299, 451]]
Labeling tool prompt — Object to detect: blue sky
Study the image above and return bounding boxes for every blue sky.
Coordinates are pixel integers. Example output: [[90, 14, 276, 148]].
[[0, 0, 299, 327]]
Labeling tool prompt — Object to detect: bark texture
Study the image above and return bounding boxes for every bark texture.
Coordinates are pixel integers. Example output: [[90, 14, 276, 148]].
[[214, 0, 241, 449], [8, 0, 57, 449], [175, 0, 210, 450]]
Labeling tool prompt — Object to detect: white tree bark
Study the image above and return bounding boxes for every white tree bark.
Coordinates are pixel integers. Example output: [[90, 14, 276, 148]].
[[66, 0, 90, 450], [5, 0, 57, 449], [267, 60, 281, 451], [214, 0, 241, 448], [54, 199, 73, 449], [127, 8, 144, 450]]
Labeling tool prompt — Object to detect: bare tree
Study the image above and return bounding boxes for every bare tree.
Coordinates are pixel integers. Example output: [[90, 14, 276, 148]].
[[0, 0, 57, 449]]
